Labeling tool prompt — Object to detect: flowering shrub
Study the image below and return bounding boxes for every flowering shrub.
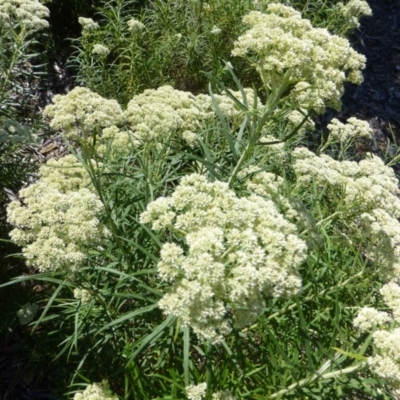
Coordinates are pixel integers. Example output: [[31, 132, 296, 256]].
[[7, 155, 109, 273], [293, 148, 400, 279], [0, 0, 49, 122], [5, 1, 398, 399]]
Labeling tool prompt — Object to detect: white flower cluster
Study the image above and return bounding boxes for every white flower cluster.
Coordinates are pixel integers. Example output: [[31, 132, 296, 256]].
[[327, 117, 373, 144], [240, 168, 300, 218], [239, 167, 322, 248], [17, 302, 39, 325], [186, 383, 235, 400], [74, 288, 93, 304], [92, 44, 110, 56], [210, 25, 222, 35], [124, 86, 210, 146], [286, 110, 315, 134], [74, 381, 118, 400], [354, 282, 400, 387], [232, 4, 366, 113], [0, 0, 49, 31], [353, 307, 391, 332], [358, 209, 400, 280], [140, 174, 306, 342], [7, 155, 110, 273], [212, 390, 236, 400], [186, 383, 207, 400], [78, 17, 99, 31], [127, 17, 145, 34], [337, 0, 372, 29], [43, 87, 123, 141], [293, 148, 400, 214], [96, 126, 133, 158], [125, 86, 258, 146], [293, 148, 400, 279], [44, 85, 258, 151]]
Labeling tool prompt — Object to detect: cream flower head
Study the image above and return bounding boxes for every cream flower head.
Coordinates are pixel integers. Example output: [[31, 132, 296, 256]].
[[141, 174, 306, 342]]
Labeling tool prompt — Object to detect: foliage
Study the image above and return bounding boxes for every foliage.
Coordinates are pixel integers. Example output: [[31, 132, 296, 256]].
[[68, 0, 372, 107]]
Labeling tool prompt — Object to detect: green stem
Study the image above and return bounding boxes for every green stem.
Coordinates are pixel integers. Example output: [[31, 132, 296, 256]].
[[227, 140, 252, 187], [227, 69, 292, 187], [256, 69, 293, 136], [268, 362, 367, 399], [316, 211, 342, 227]]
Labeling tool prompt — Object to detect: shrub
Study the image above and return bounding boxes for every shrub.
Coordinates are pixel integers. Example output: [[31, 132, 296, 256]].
[[4, 2, 396, 399]]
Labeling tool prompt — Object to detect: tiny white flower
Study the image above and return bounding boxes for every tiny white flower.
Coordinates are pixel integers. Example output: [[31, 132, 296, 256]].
[[210, 25, 222, 35]]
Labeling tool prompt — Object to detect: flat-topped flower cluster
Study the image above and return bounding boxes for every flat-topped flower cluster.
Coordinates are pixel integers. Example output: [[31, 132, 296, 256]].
[[337, 0, 372, 29], [140, 174, 307, 342], [186, 382, 236, 400], [78, 17, 99, 31], [354, 282, 400, 387], [43, 86, 258, 150], [0, 0, 49, 31], [125, 86, 258, 146], [232, 3, 366, 113], [327, 117, 373, 144], [293, 147, 400, 280], [7, 155, 110, 273], [74, 381, 118, 400], [43, 87, 123, 141]]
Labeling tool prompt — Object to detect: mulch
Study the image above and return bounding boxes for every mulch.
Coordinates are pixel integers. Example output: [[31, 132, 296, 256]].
[[321, 0, 400, 148]]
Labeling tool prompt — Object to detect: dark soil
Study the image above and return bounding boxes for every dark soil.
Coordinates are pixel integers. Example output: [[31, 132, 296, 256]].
[[323, 0, 400, 145]]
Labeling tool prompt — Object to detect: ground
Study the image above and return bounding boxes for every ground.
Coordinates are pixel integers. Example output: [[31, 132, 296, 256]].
[[324, 0, 400, 146]]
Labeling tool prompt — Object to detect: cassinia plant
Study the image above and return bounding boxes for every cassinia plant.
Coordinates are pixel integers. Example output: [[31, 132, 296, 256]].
[[6, 2, 398, 399]]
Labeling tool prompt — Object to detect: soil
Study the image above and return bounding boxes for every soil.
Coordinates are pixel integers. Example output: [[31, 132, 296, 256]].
[[322, 0, 400, 147]]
